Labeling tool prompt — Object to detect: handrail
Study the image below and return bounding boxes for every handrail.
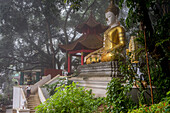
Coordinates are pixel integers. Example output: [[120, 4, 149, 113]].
[[20, 87, 28, 109], [38, 87, 46, 103], [45, 75, 60, 84], [21, 87, 26, 100]]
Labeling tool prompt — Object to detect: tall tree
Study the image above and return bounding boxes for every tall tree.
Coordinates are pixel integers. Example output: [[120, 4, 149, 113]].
[[0, 0, 111, 72], [0, 0, 64, 70]]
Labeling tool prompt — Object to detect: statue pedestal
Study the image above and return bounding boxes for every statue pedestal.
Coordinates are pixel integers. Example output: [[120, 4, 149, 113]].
[[69, 61, 123, 97], [77, 61, 121, 77]]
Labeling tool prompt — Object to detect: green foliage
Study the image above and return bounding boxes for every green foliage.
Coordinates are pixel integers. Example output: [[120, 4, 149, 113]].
[[43, 77, 72, 96], [118, 38, 170, 104], [118, 50, 152, 105], [119, 0, 169, 65], [154, 13, 170, 59], [112, 0, 169, 110], [64, 0, 84, 11], [129, 91, 170, 113], [104, 78, 134, 113], [36, 82, 104, 113], [0, 94, 2, 101]]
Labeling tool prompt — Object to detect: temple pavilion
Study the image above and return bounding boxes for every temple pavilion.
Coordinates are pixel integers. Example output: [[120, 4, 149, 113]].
[[59, 13, 108, 73]]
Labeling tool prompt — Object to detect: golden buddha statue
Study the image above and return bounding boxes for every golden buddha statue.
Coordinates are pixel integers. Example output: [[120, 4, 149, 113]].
[[85, 0, 125, 64]]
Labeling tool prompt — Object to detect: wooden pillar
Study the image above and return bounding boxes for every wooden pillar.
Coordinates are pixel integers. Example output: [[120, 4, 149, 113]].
[[81, 52, 84, 65], [20, 72, 24, 85], [68, 53, 71, 73], [36, 72, 40, 82]]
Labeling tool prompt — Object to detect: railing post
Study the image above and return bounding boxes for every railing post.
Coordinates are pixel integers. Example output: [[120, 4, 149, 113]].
[[81, 52, 84, 65]]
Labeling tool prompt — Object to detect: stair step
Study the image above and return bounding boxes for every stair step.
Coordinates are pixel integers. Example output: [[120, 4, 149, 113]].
[[28, 105, 39, 108], [28, 101, 39, 103], [28, 100, 39, 102], [29, 108, 35, 110], [29, 108, 36, 110], [28, 98, 39, 99], [28, 106, 37, 108], [28, 106, 38, 108], [28, 103, 39, 105], [28, 99, 40, 101], [28, 107, 36, 109], [30, 110, 36, 113], [27, 92, 41, 113], [28, 102, 39, 104], [28, 108, 36, 110]]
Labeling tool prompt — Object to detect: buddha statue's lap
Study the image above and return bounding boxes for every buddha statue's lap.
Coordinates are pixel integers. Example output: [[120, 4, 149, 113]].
[[85, 0, 125, 64]]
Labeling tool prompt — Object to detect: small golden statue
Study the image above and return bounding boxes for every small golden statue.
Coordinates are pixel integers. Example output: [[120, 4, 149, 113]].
[[85, 0, 125, 64], [126, 36, 139, 63]]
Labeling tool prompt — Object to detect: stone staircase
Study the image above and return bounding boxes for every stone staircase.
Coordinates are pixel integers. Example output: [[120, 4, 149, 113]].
[[27, 93, 41, 113]]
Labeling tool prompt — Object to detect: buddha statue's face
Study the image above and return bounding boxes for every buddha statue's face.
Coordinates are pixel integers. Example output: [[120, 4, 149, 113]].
[[105, 11, 116, 26]]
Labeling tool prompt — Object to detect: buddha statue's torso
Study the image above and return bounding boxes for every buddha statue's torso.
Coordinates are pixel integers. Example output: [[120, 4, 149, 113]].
[[103, 26, 124, 50], [85, 25, 125, 64], [101, 25, 125, 62]]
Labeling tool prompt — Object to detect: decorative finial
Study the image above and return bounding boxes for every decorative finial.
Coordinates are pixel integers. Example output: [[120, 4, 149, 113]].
[[90, 10, 93, 16], [105, 0, 119, 16], [110, 0, 114, 5]]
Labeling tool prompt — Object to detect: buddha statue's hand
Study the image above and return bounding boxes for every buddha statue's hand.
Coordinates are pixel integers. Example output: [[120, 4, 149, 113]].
[[84, 53, 94, 62], [84, 51, 97, 62], [84, 56, 88, 62], [84, 48, 103, 62], [104, 49, 112, 54]]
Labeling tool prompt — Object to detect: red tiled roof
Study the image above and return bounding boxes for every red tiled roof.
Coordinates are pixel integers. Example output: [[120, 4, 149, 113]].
[[59, 34, 103, 52], [59, 13, 108, 52], [76, 13, 108, 33]]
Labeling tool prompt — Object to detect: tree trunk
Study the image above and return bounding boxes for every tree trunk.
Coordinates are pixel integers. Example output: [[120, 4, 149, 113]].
[[46, 20, 56, 69]]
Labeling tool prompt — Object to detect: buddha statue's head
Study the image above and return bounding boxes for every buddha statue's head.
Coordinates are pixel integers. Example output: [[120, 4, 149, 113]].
[[105, 0, 119, 26]]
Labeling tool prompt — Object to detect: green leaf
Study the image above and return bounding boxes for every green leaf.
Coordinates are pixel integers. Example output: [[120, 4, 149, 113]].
[[64, 0, 67, 4]]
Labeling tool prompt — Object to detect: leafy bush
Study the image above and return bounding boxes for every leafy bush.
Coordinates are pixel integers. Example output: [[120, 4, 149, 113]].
[[129, 91, 170, 113], [104, 78, 135, 113], [35, 82, 104, 113]]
